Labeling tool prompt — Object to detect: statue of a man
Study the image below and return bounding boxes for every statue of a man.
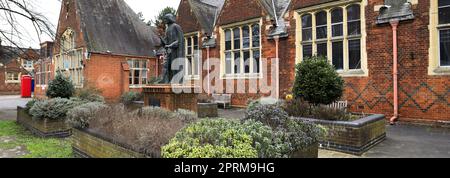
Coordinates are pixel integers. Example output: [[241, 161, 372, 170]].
[[159, 13, 185, 84]]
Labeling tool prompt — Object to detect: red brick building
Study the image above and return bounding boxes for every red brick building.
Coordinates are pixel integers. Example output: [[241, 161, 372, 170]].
[[176, 0, 450, 124], [0, 41, 40, 95], [41, 0, 162, 101]]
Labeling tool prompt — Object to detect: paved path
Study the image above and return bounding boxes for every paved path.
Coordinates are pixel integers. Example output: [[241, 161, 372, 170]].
[[218, 109, 450, 158], [0, 95, 30, 121]]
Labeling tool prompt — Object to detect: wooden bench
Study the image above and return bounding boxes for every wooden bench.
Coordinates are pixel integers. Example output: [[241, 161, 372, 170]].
[[212, 94, 232, 109], [326, 101, 348, 111]]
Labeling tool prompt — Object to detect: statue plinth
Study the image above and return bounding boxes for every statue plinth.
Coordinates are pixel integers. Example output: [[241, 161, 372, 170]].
[[143, 84, 199, 113]]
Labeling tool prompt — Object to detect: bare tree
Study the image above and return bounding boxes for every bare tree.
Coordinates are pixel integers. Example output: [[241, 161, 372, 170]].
[[0, 0, 55, 54]]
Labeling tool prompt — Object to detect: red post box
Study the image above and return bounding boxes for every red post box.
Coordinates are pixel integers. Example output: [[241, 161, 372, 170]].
[[21, 75, 32, 98]]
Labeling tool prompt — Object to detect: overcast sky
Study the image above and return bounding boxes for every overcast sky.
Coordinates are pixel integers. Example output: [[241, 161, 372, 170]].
[[1, 0, 180, 48]]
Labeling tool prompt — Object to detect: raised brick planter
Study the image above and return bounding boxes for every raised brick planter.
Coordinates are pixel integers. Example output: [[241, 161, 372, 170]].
[[16, 106, 72, 138], [71, 128, 150, 158], [198, 103, 218, 118], [297, 114, 386, 155]]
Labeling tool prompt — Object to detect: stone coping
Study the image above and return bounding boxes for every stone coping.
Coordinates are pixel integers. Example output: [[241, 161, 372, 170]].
[[296, 114, 386, 127]]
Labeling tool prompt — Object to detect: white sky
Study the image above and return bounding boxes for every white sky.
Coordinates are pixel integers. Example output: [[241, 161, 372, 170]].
[[0, 0, 180, 48]]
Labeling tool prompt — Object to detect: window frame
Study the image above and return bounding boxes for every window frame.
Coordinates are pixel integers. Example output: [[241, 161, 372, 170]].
[[430, 0, 450, 75], [184, 32, 201, 80], [5, 72, 21, 83], [35, 61, 52, 86], [220, 18, 263, 79], [127, 59, 149, 87], [295, 0, 368, 77], [54, 28, 84, 87], [438, 1, 450, 68]]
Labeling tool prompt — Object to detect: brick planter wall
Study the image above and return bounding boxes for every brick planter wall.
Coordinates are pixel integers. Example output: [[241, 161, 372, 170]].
[[290, 142, 319, 158], [198, 103, 218, 118], [298, 114, 386, 155], [16, 106, 72, 138], [71, 128, 149, 158]]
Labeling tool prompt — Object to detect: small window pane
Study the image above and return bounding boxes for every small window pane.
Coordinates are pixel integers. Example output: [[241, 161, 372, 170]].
[[332, 8, 343, 37], [316, 11, 327, 39], [302, 14, 312, 28], [348, 21, 361, 36], [187, 38, 192, 55], [233, 28, 241, 49], [317, 43, 327, 58], [332, 41, 344, 70], [194, 55, 199, 75], [225, 30, 232, 50], [243, 26, 250, 48], [187, 57, 193, 75], [253, 50, 260, 73], [234, 52, 241, 74], [316, 11, 327, 26], [332, 24, 343, 37], [252, 24, 260, 47], [303, 45, 312, 59], [440, 29, 450, 66], [347, 4, 360, 21], [439, 0, 450, 6], [302, 14, 313, 41], [439, 5, 450, 24], [244, 51, 250, 73], [193, 36, 198, 50], [349, 39, 361, 69], [332, 8, 343, 23], [225, 52, 232, 74], [302, 29, 313, 41]]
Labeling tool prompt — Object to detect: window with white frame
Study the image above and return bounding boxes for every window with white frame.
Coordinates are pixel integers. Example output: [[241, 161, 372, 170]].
[[185, 34, 200, 79], [223, 23, 261, 77], [128, 59, 149, 86], [54, 29, 83, 87], [36, 62, 51, 86], [298, 3, 364, 73], [22, 60, 34, 70], [439, 0, 450, 67], [6, 72, 20, 83]]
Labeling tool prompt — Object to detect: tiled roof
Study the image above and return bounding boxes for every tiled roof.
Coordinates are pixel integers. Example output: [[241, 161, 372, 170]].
[[76, 0, 161, 57]]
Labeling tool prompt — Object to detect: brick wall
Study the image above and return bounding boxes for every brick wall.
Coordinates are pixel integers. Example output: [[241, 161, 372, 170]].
[[84, 53, 157, 102], [177, 0, 450, 122], [0, 60, 27, 94]]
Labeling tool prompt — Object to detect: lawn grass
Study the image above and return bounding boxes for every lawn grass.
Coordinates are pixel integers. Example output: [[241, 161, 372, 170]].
[[0, 120, 73, 158]]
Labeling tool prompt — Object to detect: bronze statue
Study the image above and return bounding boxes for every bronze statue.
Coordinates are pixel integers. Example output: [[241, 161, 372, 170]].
[[159, 13, 185, 84]]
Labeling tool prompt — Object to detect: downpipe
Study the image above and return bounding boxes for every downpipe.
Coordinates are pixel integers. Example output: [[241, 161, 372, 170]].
[[390, 20, 399, 125]]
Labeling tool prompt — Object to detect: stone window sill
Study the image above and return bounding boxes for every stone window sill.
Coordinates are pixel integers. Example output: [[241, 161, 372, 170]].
[[338, 69, 367, 77], [433, 67, 450, 75], [5, 81, 20, 84], [222, 73, 263, 80]]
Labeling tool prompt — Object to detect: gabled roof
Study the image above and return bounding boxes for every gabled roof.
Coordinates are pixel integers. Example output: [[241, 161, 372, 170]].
[[0, 46, 39, 64], [259, 0, 292, 39], [189, 0, 225, 36], [75, 0, 161, 57], [376, 0, 414, 24]]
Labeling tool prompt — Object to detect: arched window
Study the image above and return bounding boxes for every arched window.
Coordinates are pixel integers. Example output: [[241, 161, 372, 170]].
[[331, 8, 343, 37], [55, 28, 83, 87]]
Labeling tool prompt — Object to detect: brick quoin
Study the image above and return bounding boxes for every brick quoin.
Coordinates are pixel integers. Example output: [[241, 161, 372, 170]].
[[177, 0, 450, 123]]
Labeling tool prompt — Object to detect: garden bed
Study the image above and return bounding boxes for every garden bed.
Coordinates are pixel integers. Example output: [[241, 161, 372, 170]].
[[71, 128, 148, 158], [16, 106, 71, 138], [197, 103, 218, 118], [297, 114, 386, 155]]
